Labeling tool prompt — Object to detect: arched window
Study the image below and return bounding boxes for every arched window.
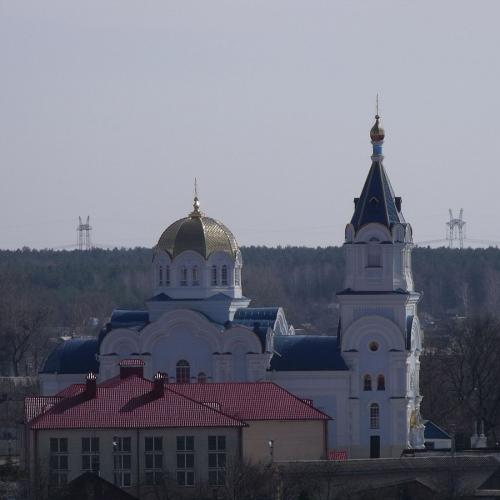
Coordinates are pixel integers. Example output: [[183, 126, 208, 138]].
[[211, 265, 217, 286], [234, 267, 241, 286], [377, 374, 385, 391], [197, 372, 207, 384], [370, 403, 380, 429], [165, 266, 171, 286], [367, 244, 381, 267], [176, 360, 190, 384], [192, 266, 199, 286], [221, 265, 228, 286], [180, 266, 188, 286], [363, 375, 372, 391], [158, 266, 163, 286]]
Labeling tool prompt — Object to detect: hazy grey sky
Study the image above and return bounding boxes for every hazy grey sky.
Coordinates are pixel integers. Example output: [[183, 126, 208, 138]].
[[1, 1, 499, 250]]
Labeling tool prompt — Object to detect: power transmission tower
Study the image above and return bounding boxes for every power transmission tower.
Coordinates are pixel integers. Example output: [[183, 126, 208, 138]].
[[446, 209, 466, 249], [77, 216, 92, 250]]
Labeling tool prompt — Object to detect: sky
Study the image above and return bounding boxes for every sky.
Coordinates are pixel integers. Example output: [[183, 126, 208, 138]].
[[1, 1, 499, 250]]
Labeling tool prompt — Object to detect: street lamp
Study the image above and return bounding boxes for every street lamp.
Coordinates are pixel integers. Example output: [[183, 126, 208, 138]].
[[268, 440, 274, 463]]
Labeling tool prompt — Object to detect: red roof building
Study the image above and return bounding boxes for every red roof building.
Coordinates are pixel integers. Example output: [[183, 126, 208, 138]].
[[25, 369, 330, 496]]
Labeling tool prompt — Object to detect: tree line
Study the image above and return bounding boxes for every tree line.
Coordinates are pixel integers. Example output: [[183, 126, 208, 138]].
[[1, 245, 500, 376]]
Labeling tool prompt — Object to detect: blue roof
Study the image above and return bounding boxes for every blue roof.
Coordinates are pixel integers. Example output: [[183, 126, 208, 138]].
[[424, 420, 451, 440], [233, 307, 279, 329], [270, 335, 348, 371], [40, 338, 99, 374], [351, 160, 405, 232], [109, 310, 149, 329], [337, 289, 410, 296], [148, 292, 235, 302]]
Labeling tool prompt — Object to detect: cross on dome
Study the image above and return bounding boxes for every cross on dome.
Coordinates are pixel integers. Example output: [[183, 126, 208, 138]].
[[190, 178, 202, 218]]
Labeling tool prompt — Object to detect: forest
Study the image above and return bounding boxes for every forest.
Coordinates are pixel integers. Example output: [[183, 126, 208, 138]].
[[0, 245, 498, 332]]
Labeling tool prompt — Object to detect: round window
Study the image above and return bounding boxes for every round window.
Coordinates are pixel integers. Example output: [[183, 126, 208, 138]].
[[369, 341, 379, 352]]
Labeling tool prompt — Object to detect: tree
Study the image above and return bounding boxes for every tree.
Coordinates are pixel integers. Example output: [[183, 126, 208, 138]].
[[216, 457, 276, 500], [0, 279, 51, 376], [433, 315, 500, 442]]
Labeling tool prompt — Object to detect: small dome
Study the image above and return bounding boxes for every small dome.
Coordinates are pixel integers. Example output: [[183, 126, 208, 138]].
[[40, 338, 99, 374], [155, 199, 239, 259], [370, 114, 385, 142]]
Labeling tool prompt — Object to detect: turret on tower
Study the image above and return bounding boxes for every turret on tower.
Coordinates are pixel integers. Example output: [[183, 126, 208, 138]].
[[344, 114, 413, 292]]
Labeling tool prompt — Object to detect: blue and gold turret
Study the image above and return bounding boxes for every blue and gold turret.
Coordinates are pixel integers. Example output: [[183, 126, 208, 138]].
[[350, 113, 405, 233]]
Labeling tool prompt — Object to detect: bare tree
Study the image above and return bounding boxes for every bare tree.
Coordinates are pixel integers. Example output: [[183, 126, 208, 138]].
[[437, 315, 500, 441], [215, 456, 276, 500], [0, 281, 51, 376]]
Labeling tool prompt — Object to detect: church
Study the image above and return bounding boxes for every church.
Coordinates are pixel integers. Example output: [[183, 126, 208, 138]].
[[39, 114, 425, 459]]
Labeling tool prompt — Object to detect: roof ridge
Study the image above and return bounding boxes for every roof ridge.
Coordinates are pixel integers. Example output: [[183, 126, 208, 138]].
[[167, 381, 331, 421], [355, 161, 378, 229], [260, 382, 332, 420], [378, 161, 391, 229], [163, 384, 248, 426]]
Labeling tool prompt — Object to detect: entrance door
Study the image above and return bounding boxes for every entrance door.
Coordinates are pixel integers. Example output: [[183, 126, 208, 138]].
[[370, 435, 380, 458]]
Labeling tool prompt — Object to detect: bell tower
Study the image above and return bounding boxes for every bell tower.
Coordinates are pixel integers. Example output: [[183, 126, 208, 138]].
[[338, 113, 424, 458]]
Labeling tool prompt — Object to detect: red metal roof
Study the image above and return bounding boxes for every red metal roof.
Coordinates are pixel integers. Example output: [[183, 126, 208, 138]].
[[168, 382, 331, 421], [27, 376, 245, 430], [27, 379, 330, 431], [25, 396, 62, 423]]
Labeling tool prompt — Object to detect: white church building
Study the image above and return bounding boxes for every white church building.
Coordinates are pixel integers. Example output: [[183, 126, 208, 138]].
[[40, 115, 425, 459]]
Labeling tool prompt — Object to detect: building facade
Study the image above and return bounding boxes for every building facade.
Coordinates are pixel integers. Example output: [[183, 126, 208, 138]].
[[39, 115, 425, 459], [26, 367, 328, 497]]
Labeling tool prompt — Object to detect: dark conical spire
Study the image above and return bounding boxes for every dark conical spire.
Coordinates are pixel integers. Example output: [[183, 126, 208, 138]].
[[350, 114, 404, 232]]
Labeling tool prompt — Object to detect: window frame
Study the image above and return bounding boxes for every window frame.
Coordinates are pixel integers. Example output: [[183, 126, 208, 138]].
[[208, 435, 226, 486], [367, 243, 382, 268], [81, 437, 100, 473], [221, 265, 228, 286], [144, 436, 163, 485], [192, 266, 199, 286], [180, 266, 188, 286], [369, 403, 380, 429], [113, 436, 132, 488], [176, 360, 191, 384], [176, 436, 195, 487], [49, 438, 69, 486]]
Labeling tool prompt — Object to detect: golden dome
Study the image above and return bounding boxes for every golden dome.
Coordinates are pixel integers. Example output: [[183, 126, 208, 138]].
[[155, 199, 239, 259], [370, 114, 385, 142]]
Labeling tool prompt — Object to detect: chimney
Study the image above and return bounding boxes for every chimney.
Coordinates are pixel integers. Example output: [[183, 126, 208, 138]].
[[118, 359, 145, 379], [152, 372, 167, 398], [85, 372, 97, 399], [354, 197, 359, 208]]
